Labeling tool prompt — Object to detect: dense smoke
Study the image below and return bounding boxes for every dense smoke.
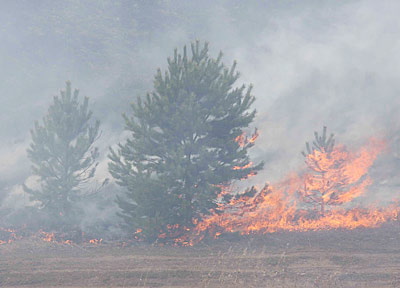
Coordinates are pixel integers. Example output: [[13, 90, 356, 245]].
[[0, 0, 399, 231]]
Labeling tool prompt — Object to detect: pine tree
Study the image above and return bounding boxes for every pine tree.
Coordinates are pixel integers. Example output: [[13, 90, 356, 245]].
[[299, 126, 345, 216], [109, 41, 263, 241], [24, 81, 100, 230]]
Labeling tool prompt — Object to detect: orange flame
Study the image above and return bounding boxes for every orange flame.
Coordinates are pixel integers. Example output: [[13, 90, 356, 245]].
[[299, 138, 386, 214], [0, 227, 19, 244], [232, 129, 259, 178], [38, 230, 73, 244], [233, 161, 254, 170], [176, 138, 399, 246], [235, 129, 259, 148], [40, 230, 56, 242], [89, 238, 103, 244]]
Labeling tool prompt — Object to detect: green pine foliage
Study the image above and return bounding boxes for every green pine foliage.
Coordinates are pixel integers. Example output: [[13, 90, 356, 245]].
[[24, 81, 100, 230], [109, 41, 263, 241], [301, 126, 335, 157]]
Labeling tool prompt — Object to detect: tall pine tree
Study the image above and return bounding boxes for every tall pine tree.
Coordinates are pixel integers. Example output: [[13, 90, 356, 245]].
[[109, 41, 263, 241], [24, 81, 100, 230]]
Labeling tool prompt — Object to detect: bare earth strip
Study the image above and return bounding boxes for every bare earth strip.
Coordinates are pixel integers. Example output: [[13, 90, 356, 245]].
[[0, 224, 399, 287]]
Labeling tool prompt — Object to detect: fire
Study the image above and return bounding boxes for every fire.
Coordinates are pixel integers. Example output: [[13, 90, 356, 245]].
[[38, 230, 74, 244], [89, 238, 103, 244], [0, 228, 106, 245], [235, 128, 259, 148], [233, 161, 254, 170], [0, 228, 74, 245], [0, 227, 19, 244], [299, 138, 386, 214], [0, 132, 396, 247], [231, 129, 260, 178], [39, 230, 56, 242], [176, 137, 399, 246]]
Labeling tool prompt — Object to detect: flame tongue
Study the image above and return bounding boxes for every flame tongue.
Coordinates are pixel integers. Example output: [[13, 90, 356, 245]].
[[175, 138, 399, 246]]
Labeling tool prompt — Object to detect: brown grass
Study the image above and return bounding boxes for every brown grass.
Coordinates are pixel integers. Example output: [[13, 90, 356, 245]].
[[0, 224, 399, 287]]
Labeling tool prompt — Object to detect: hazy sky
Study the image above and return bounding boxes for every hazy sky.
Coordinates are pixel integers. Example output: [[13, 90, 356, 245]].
[[1, 0, 399, 207]]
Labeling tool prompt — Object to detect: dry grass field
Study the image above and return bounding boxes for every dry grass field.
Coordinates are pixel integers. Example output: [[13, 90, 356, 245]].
[[0, 224, 399, 287]]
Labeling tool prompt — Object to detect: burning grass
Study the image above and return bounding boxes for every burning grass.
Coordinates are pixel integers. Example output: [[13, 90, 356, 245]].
[[0, 227, 105, 247], [1, 134, 398, 249]]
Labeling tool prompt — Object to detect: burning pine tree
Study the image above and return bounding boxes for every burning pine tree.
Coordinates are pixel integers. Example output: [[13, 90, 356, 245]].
[[299, 127, 380, 216], [177, 128, 389, 246]]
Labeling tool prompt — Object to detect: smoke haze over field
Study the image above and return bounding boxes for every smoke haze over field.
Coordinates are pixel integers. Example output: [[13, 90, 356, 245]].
[[0, 0, 399, 225]]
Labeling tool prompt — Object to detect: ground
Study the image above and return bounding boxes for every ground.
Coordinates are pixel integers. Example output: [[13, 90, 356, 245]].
[[0, 223, 399, 287]]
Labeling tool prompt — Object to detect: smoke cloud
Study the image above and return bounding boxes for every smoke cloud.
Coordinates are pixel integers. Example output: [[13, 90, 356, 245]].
[[0, 0, 399, 226]]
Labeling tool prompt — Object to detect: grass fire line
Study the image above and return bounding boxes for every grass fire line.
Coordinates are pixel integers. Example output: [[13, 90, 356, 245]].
[[0, 227, 104, 245], [0, 134, 398, 247]]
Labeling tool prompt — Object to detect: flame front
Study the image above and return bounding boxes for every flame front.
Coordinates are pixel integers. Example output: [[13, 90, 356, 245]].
[[176, 138, 399, 246]]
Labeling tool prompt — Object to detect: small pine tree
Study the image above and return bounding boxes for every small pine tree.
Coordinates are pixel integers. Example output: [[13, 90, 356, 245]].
[[109, 41, 263, 241], [299, 126, 345, 216], [24, 81, 100, 230]]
